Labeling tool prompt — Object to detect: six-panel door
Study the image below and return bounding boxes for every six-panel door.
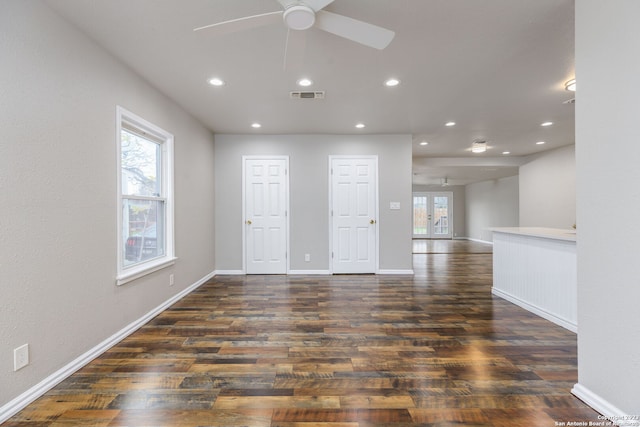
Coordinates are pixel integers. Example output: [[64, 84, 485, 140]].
[[244, 158, 288, 274], [331, 157, 377, 274]]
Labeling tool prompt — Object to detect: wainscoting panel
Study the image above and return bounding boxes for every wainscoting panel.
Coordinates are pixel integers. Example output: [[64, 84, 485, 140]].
[[492, 230, 577, 332]]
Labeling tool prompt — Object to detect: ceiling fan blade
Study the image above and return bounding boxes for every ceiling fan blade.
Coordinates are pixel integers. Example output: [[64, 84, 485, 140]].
[[315, 10, 395, 50], [305, 0, 336, 12], [277, 0, 334, 12], [283, 28, 307, 70], [194, 11, 282, 34]]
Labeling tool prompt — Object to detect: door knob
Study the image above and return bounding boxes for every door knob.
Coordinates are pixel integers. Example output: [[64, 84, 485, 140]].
[[246, 220, 252, 225], [370, 219, 376, 224]]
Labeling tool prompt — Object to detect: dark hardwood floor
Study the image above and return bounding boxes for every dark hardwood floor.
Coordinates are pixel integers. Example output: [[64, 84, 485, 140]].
[[4, 240, 600, 426]]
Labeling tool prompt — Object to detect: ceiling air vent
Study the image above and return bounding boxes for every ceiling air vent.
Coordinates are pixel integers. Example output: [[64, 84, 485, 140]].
[[290, 91, 325, 99], [563, 97, 576, 105]]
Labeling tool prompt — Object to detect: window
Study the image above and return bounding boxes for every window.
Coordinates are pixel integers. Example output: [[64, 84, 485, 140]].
[[413, 195, 428, 236], [116, 106, 174, 285]]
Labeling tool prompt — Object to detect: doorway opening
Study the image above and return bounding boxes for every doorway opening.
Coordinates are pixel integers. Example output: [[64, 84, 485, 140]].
[[413, 192, 453, 239]]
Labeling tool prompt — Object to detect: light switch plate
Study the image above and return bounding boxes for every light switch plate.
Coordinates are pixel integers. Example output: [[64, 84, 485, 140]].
[[390, 202, 401, 210]]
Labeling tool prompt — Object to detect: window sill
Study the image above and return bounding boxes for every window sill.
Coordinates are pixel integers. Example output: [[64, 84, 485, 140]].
[[116, 257, 177, 286]]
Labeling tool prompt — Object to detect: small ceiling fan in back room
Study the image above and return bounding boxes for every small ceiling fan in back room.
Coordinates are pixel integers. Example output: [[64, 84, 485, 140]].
[[194, 0, 395, 69]]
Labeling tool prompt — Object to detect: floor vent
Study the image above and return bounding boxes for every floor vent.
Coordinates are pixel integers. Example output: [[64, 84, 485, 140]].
[[290, 91, 325, 99]]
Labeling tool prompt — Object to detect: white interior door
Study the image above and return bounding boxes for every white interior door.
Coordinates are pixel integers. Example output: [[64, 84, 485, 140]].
[[330, 156, 378, 274], [412, 192, 453, 239], [244, 157, 288, 274]]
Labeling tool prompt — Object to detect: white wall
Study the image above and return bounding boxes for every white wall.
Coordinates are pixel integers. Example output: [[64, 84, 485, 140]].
[[574, 0, 640, 415], [0, 1, 216, 408], [214, 134, 413, 272], [465, 176, 519, 242], [520, 145, 576, 228], [412, 185, 466, 238]]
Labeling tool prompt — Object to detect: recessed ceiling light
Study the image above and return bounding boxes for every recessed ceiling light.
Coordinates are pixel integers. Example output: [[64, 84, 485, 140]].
[[565, 78, 576, 92], [297, 78, 313, 87], [541, 121, 553, 127], [251, 123, 261, 128], [536, 141, 546, 145], [471, 141, 487, 153], [355, 123, 365, 129], [419, 141, 429, 146], [385, 78, 400, 87], [502, 151, 510, 155], [208, 77, 225, 86], [445, 121, 456, 127]]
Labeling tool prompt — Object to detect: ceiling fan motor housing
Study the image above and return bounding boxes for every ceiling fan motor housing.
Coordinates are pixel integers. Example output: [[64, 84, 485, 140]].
[[283, 5, 316, 30]]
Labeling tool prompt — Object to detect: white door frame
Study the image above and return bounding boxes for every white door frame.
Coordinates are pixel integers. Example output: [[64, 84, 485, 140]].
[[242, 155, 290, 274], [328, 155, 379, 274]]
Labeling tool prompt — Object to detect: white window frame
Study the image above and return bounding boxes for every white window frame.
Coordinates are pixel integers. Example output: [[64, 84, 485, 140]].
[[116, 106, 175, 286]]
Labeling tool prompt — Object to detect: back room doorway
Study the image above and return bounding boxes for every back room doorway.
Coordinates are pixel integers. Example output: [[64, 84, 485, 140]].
[[413, 192, 453, 239]]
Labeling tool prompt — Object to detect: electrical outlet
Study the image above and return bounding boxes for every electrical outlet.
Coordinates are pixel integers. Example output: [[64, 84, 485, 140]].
[[169, 274, 174, 286], [14, 344, 29, 371], [304, 254, 310, 262]]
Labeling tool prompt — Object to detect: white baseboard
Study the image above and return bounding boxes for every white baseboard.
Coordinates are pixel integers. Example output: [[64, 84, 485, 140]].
[[378, 269, 415, 275], [214, 270, 415, 276], [214, 269, 244, 275], [572, 383, 630, 422], [0, 270, 216, 425], [465, 237, 494, 245], [289, 270, 331, 275], [492, 287, 577, 333]]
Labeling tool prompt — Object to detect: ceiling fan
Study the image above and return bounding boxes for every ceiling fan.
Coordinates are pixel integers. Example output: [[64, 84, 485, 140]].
[[194, 0, 395, 68]]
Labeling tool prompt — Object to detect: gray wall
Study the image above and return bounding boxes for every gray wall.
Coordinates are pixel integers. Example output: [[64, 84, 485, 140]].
[[412, 185, 466, 238], [464, 145, 576, 244], [520, 145, 576, 228], [465, 176, 520, 242], [0, 1, 216, 407], [575, 0, 640, 413], [215, 134, 413, 272]]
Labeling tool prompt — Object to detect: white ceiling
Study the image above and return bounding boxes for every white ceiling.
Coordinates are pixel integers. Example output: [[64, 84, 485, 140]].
[[45, 0, 575, 185]]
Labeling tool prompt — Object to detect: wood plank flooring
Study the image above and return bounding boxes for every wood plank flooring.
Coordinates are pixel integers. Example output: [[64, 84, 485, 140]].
[[4, 241, 601, 426]]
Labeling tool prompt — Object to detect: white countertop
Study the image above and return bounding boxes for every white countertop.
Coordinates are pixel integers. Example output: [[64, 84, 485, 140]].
[[490, 227, 576, 242]]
